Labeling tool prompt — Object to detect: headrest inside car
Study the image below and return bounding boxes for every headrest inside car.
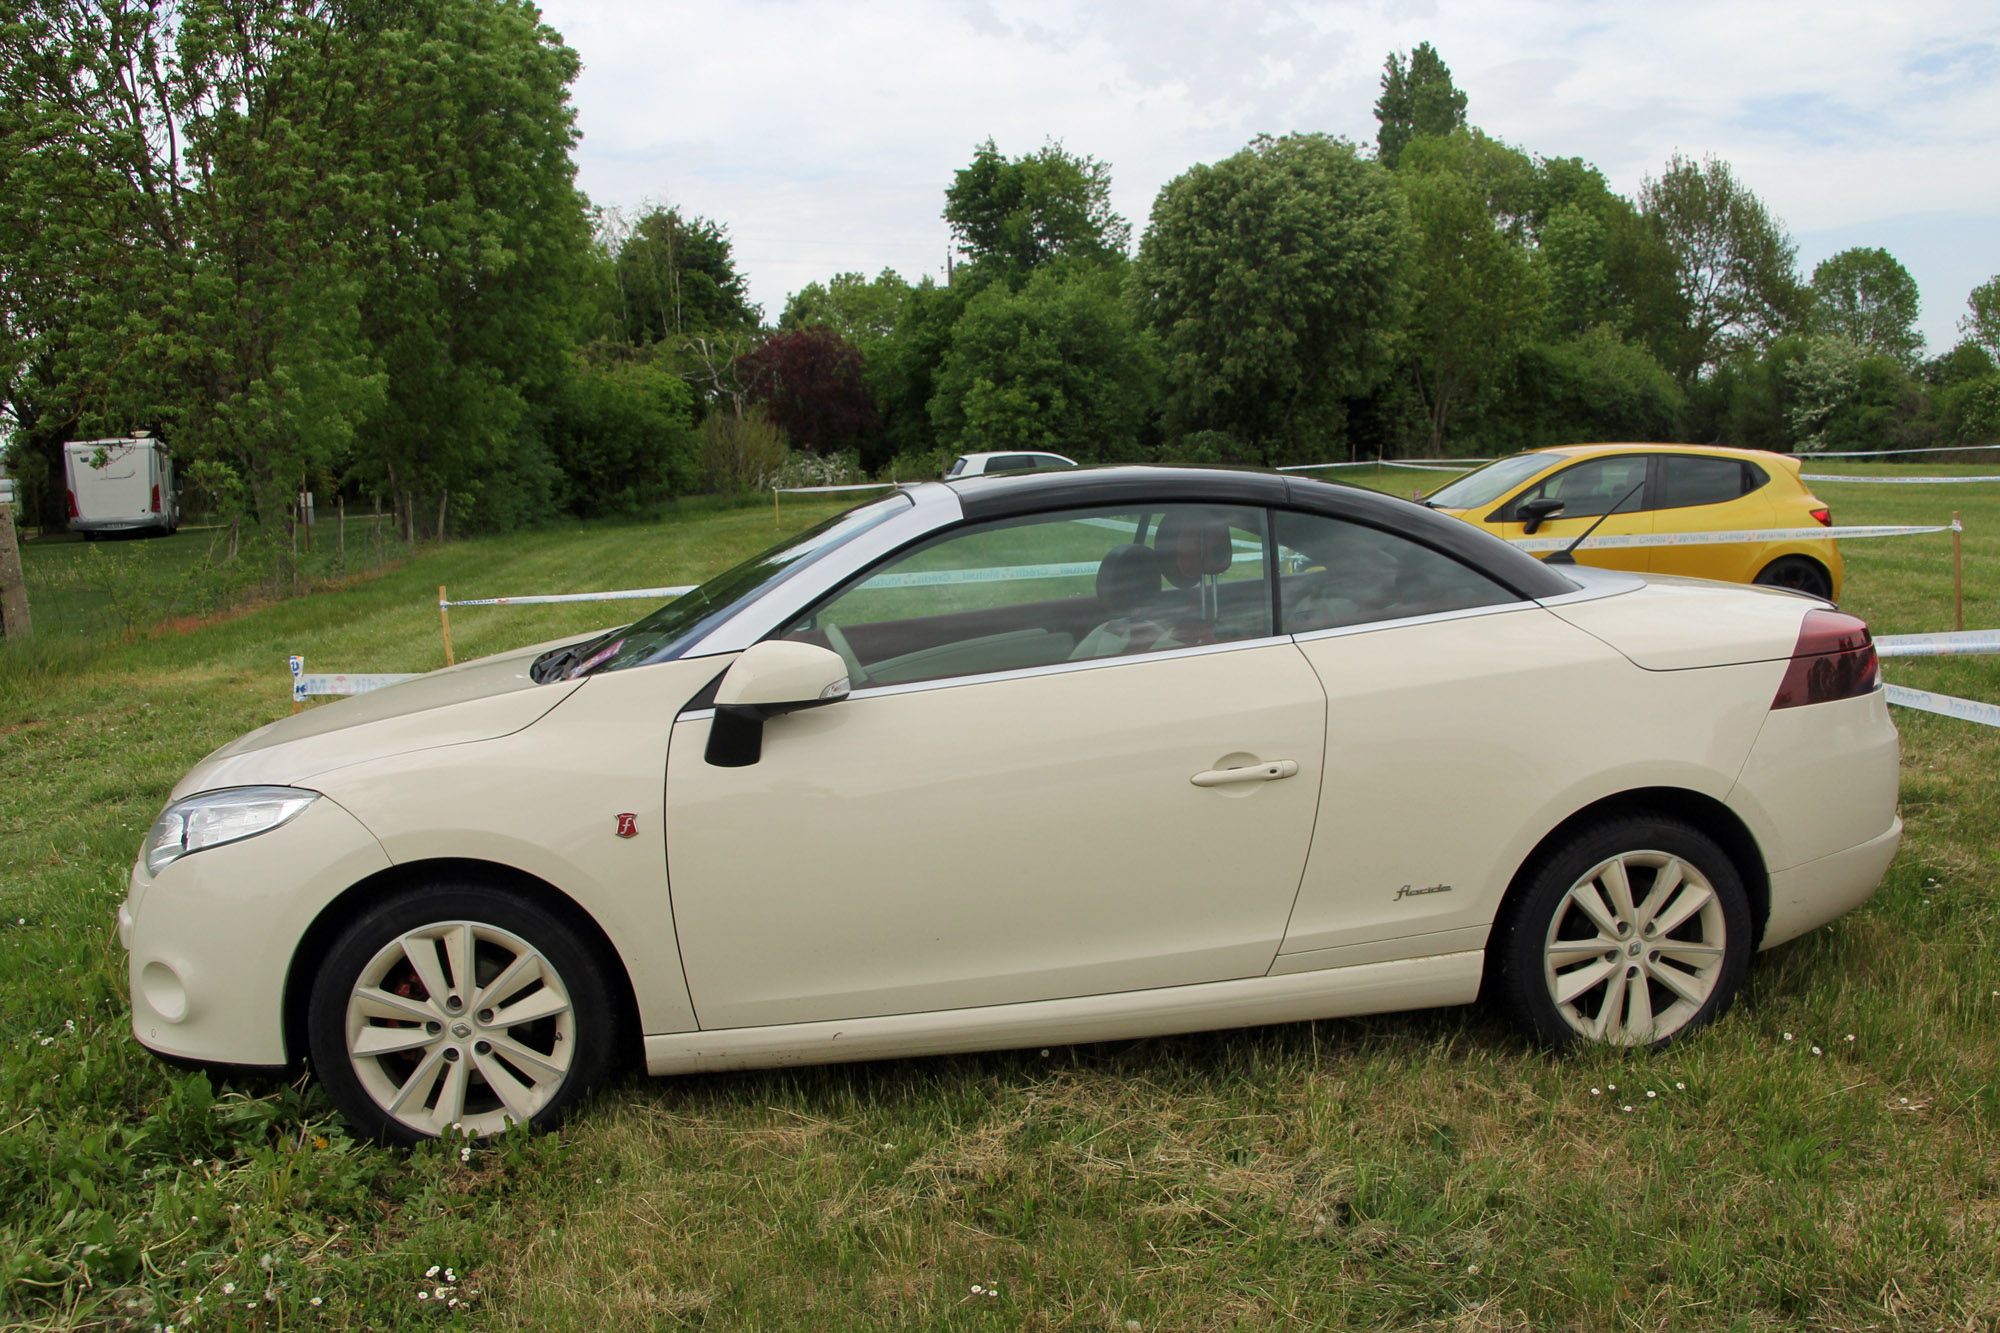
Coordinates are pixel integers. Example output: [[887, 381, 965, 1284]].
[[1154, 512, 1233, 589], [1095, 544, 1163, 612]]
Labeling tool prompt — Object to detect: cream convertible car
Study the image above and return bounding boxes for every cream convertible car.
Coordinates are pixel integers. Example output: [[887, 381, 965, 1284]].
[[123, 468, 1902, 1143]]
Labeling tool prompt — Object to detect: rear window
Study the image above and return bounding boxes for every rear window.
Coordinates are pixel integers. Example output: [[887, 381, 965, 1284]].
[[1659, 455, 1763, 509]]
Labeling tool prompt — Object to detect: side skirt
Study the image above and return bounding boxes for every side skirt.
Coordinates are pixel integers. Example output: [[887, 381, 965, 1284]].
[[643, 951, 1484, 1075]]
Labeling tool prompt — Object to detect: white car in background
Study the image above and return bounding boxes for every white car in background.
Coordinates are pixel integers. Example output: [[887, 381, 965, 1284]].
[[123, 467, 1901, 1143], [945, 450, 1077, 478]]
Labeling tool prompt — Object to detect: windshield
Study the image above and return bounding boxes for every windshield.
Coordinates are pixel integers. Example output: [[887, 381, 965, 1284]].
[[1423, 453, 1568, 511], [541, 493, 912, 678]]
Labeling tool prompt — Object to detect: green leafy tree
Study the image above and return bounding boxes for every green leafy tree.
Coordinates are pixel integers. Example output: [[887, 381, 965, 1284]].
[[1811, 247, 1923, 364], [542, 353, 698, 515], [1374, 42, 1468, 169], [780, 270, 912, 346], [1962, 276, 2000, 363], [1639, 154, 1803, 383], [928, 265, 1156, 459], [862, 277, 967, 471], [1135, 133, 1409, 463], [1515, 325, 1687, 446], [608, 206, 759, 343], [944, 139, 1131, 275], [1395, 161, 1545, 455]]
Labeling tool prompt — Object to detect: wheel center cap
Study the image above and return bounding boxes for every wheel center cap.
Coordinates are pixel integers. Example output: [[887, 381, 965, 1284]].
[[451, 1022, 472, 1038], [1627, 941, 1642, 958]]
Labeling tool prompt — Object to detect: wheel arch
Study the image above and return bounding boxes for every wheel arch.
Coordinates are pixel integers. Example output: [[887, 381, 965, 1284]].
[[280, 857, 645, 1070], [1487, 786, 1771, 975]]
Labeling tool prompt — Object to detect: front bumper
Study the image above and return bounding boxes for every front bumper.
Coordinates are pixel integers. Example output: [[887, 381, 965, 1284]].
[[123, 797, 391, 1065], [71, 515, 170, 533]]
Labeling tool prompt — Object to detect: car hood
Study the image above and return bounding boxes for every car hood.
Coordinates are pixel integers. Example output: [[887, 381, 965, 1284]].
[[1542, 566, 1820, 671], [171, 638, 588, 798]]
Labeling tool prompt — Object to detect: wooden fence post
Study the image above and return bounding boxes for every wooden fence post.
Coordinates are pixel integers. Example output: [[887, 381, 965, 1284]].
[[338, 495, 345, 559], [1954, 511, 1964, 632], [439, 585, 455, 666]]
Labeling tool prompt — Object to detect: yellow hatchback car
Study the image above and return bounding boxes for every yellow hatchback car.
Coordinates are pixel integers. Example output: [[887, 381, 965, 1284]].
[[1421, 443, 1842, 600]]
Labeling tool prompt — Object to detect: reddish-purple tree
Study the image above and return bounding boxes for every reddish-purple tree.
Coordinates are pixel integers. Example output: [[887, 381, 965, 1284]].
[[734, 327, 880, 455]]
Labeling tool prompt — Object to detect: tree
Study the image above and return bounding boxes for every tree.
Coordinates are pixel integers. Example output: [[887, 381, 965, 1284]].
[[1811, 247, 1923, 364], [1135, 134, 1408, 463], [1396, 166, 1544, 454], [736, 327, 880, 457], [1962, 276, 2000, 363], [542, 353, 698, 515], [928, 265, 1155, 459], [1638, 154, 1802, 383], [610, 206, 759, 343], [780, 269, 912, 346], [944, 139, 1130, 274], [1374, 42, 1468, 169]]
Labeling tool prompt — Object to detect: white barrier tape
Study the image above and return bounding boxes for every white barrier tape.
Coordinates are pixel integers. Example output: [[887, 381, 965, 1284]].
[[1280, 459, 1488, 473], [1885, 684, 2000, 729], [442, 585, 693, 608], [1508, 521, 1957, 554], [775, 482, 901, 494], [861, 561, 1105, 589], [1876, 630, 2000, 658], [1803, 473, 2000, 484], [1807, 443, 2000, 457], [290, 656, 418, 702]]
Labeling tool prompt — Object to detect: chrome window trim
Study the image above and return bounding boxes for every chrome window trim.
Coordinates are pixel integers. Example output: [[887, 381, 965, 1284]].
[[1287, 598, 1538, 644], [676, 483, 966, 658]]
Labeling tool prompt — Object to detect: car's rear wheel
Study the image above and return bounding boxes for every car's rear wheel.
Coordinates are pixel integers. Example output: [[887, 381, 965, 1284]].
[[1489, 816, 1751, 1049], [306, 884, 619, 1145], [1754, 555, 1833, 600]]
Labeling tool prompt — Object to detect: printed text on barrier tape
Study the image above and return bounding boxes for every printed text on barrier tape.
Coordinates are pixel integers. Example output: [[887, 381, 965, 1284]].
[[290, 656, 417, 700], [1802, 474, 2000, 484], [1877, 629, 2000, 658], [1507, 522, 1957, 554], [443, 585, 694, 608], [1885, 684, 2000, 729], [774, 482, 903, 495], [1279, 459, 1489, 473]]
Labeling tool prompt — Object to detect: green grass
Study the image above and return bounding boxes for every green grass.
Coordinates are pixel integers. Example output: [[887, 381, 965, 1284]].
[[3, 474, 1998, 1330]]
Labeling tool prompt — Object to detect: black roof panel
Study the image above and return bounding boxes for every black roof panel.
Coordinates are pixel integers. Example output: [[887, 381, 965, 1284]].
[[946, 465, 1577, 600]]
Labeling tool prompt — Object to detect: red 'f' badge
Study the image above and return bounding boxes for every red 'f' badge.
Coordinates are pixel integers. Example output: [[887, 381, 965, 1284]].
[[614, 813, 638, 839]]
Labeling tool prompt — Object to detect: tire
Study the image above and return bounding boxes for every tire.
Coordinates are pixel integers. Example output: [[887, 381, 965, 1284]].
[[306, 883, 621, 1145], [1488, 816, 1751, 1050], [1753, 555, 1833, 601]]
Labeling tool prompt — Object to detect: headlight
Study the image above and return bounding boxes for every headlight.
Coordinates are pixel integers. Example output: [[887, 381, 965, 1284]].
[[143, 786, 319, 876]]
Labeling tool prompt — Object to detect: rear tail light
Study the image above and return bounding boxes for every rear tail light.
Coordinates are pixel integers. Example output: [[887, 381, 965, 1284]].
[[151, 484, 162, 513], [1809, 506, 1831, 527], [1771, 609, 1880, 710], [66, 489, 79, 519]]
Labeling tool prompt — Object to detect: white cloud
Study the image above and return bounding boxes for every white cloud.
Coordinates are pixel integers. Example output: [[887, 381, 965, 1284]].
[[538, 0, 1999, 347]]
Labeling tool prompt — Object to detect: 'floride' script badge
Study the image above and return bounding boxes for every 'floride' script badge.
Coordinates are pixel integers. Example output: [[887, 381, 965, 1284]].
[[1395, 883, 1452, 901], [614, 813, 638, 839]]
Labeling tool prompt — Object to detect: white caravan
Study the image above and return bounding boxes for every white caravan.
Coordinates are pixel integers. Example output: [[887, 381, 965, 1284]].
[[65, 436, 178, 536]]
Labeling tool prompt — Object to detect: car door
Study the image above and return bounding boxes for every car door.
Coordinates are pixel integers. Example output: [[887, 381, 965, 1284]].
[[1485, 453, 1657, 573], [1265, 509, 1636, 968], [662, 503, 1328, 1030]]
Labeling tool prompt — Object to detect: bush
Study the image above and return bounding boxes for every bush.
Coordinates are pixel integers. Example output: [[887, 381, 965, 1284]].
[[698, 409, 789, 493], [544, 357, 699, 516]]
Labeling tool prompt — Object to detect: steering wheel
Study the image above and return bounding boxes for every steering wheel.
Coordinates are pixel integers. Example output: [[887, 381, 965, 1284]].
[[821, 622, 869, 688]]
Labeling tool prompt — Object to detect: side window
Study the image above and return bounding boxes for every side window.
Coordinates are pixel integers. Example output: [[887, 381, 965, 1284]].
[[782, 505, 1272, 687], [946, 457, 968, 477], [1504, 455, 1651, 520], [1274, 511, 1516, 635], [985, 454, 1037, 474], [1659, 454, 1754, 509]]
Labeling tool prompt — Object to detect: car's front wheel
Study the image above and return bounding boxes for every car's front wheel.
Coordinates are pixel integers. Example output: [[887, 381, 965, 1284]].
[[1489, 816, 1751, 1049], [306, 884, 620, 1145]]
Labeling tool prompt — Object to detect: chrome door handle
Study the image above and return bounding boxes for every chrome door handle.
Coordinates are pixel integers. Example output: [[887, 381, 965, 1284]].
[[1190, 760, 1298, 787]]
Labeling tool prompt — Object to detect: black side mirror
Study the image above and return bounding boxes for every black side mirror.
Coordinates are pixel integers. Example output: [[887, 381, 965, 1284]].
[[1517, 496, 1566, 534]]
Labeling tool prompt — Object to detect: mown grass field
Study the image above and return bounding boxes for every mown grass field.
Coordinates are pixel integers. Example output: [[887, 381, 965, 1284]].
[[2, 469, 1997, 1331]]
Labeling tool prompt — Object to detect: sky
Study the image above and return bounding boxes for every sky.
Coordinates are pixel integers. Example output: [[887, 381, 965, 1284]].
[[535, 0, 2000, 355]]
